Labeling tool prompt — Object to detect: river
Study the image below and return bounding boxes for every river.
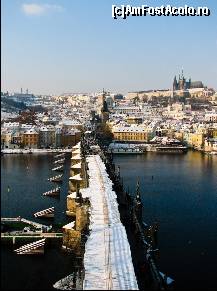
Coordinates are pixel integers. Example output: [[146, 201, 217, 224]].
[[114, 151, 217, 290], [1, 153, 77, 290], [1, 151, 217, 290]]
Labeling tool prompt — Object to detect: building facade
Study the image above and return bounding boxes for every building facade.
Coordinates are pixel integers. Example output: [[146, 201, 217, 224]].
[[113, 126, 148, 142], [22, 129, 39, 148], [39, 126, 55, 148]]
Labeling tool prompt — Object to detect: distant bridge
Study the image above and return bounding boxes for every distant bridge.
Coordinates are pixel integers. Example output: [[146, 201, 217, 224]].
[[1, 232, 63, 245], [1, 233, 63, 238], [1, 217, 51, 231]]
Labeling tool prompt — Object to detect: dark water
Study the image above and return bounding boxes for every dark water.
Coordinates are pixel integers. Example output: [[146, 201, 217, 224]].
[[1, 246, 77, 290], [1, 153, 77, 290], [114, 151, 217, 290], [1, 152, 217, 290], [1, 154, 71, 223]]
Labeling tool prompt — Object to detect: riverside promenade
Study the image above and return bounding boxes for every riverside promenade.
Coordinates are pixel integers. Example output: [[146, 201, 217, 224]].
[[1, 148, 72, 154]]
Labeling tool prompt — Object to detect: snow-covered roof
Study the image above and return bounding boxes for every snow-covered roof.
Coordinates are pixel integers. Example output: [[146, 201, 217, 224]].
[[24, 128, 38, 135], [71, 148, 81, 155], [62, 221, 75, 230], [70, 162, 82, 169], [113, 126, 146, 133], [72, 142, 81, 149], [69, 174, 82, 181], [67, 192, 77, 199], [39, 126, 48, 132], [61, 119, 82, 126], [71, 154, 82, 160]]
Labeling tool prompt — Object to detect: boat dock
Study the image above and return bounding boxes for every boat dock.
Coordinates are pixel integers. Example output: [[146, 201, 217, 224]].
[[1, 217, 51, 231], [1, 232, 62, 246]]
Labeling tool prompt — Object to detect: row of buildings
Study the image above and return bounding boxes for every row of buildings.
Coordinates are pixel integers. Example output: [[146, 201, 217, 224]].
[[111, 124, 217, 151], [1, 123, 81, 149], [1, 78, 217, 153], [100, 89, 217, 152], [1, 92, 91, 150]]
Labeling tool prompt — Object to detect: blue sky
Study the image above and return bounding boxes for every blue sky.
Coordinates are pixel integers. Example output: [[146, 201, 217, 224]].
[[1, 0, 217, 94]]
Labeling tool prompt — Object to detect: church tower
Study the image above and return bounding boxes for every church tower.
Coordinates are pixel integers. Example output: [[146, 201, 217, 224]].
[[179, 69, 185, 90], [101, 89, 108, 112], [188, 77, 191, 89], [173, 76, 178, 91], [100, 89, 109, 123]]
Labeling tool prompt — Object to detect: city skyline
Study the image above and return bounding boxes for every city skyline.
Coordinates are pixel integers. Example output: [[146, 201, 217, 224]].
[[1, 2, 217, 290], [2, 0, 217, 94]]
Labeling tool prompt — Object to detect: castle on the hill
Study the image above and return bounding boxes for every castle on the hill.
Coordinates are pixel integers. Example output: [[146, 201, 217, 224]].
[[173, 70, 204, 91]]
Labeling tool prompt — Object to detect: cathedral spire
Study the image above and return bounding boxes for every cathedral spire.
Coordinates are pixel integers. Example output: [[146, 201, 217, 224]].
[[173, 75, 178, 91], [181, 68, 184, 79]]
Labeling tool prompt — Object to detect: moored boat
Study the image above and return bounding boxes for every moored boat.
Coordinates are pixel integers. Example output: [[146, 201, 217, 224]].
[[43, 187, 60, 196], [14, 239, 46, 255], [53, 158, 65, 164], [148, 136, 188, 153], [154, 145, 188, 153], [108, 148, 144, 154], [34, 207, 55, 218], [52, 165, 64, 172], [54, 153, 65, 159], [48, 174, 63, 183]]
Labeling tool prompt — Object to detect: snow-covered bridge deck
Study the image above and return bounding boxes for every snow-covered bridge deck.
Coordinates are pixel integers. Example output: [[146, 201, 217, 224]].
[[82, 155, 138, 290]]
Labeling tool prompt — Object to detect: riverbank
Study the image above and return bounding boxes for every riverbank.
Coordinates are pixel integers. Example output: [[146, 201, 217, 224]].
[[1, 148, 72, 154], [108, 143, 216, 155], [2, 147, 216, 155]]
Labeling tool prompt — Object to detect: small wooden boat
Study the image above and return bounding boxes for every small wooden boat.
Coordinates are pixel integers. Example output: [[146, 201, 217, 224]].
[[53, 158, 65, 164], [14, 239, 46, 255], [43, 187, 60, 196], [52, 165, 64, 172], [34, 207, 54, 218], [54, 153, 65, 159], [48, 174, 63, 183]]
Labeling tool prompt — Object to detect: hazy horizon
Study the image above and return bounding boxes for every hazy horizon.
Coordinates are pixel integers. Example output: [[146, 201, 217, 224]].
[[2, 0, 217, 95]]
